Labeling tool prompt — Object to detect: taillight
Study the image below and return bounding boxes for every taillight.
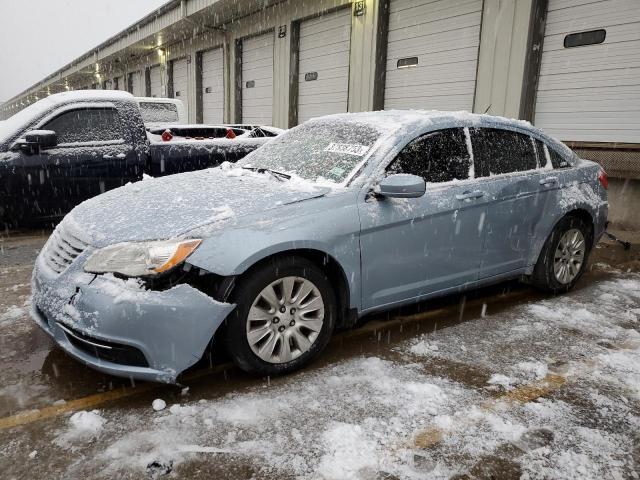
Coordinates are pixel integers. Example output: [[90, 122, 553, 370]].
[[598, 169, 608, 190], [226, 128, 236, 139], [161, 129, 173, 142]]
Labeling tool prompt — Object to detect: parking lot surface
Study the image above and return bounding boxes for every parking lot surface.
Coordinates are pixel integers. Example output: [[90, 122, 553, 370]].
[[0, 230, 639, 479]]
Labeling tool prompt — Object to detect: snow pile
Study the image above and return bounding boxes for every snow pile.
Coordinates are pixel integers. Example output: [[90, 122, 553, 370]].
[[78, 357, 472, 478], [0, 305, 26, 326], [400, 274, 640, 478], [316, 423, 379, 480], [55, 410, 106, 448]]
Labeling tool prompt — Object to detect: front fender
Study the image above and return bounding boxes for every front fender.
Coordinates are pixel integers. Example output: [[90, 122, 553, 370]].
[[185, 196, 362, 310]]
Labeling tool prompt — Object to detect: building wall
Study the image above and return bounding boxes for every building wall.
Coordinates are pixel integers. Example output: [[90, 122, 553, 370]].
[[0, 0, 530, 125]]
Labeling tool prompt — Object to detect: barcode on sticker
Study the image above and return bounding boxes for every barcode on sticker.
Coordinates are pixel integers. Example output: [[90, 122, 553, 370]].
[[324, 143, 370, 157]]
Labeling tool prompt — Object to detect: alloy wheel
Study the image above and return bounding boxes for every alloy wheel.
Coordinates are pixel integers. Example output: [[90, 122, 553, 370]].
[[553, 228, 585, 284], [246, 276, 325, 364]]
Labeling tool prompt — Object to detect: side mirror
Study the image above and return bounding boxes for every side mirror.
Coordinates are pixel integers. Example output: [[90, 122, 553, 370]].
[[377, 174, 426, 198], [15, 130, 57, 153]]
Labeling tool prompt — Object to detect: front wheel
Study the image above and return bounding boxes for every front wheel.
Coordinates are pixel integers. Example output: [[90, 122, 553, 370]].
[[531, 215, 593, 293], [225, 256, 336, 376]]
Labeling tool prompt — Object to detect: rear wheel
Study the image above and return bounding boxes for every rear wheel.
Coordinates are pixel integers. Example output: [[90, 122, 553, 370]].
[[531, 215, 592, 293], [225, 256, 336, 375]]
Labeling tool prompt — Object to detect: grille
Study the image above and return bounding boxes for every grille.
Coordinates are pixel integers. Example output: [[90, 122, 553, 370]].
[[43, 225, 89, 274]]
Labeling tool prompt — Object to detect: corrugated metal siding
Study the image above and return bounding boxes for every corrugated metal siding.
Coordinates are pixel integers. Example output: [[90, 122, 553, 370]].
[[384, 0, 483, 110], [172, 58, 190, 118], [129, 71, 143, 96], [297, 8, 351, 124], [201, 47, 225, 124], [150, 65, 163, 97], [535, 0, 640, 143], [241, 32, 274, 124]]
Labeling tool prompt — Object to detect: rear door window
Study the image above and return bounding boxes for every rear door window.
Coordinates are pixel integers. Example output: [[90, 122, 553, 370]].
[[386, 128, 471, 183], [471, 128, 538, 177], [43, 107, 123, 145]]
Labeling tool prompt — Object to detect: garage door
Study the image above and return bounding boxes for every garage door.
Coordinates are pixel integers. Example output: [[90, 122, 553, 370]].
[[128, 71, 143, 96], [384, 0, 483, 111], [172, 58, 190, 119], [201, 47, 224, 124], [241, 32, 274, 124], [297, 9, 351, 124], [149, 66, 163, 97], [534, 0, 640, 143]]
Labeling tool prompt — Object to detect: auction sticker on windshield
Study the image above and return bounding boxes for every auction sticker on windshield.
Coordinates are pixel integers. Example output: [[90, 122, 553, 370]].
[[324, 142, 370, 157]]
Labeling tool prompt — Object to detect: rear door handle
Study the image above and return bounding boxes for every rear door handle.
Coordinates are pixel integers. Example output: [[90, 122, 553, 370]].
[[539, 176, 558, 186], [456, 190, 485, 201]]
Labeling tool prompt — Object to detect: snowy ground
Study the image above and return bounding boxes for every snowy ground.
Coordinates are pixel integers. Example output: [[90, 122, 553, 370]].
[[0, 231, 639, 479]]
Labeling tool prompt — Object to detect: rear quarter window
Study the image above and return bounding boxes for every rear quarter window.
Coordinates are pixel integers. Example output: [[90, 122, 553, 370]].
[[547, 146, 570, 169]]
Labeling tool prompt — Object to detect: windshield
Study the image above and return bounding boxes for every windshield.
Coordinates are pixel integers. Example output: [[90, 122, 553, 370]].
[[237, 120, 387, 183]]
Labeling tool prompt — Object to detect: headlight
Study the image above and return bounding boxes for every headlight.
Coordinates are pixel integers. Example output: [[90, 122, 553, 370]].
[[84, 239, 202, 277]]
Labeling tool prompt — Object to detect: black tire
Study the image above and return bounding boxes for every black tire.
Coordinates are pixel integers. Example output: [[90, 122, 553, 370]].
[[225, 256, 337, 376], [531, 215, 593, 293]]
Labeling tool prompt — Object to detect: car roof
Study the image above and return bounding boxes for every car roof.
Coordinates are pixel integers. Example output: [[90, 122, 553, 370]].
[[310, 110, 575, 160]]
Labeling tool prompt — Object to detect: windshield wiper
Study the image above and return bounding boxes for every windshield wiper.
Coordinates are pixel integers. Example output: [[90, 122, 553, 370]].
[[242, 166, 291, 181]]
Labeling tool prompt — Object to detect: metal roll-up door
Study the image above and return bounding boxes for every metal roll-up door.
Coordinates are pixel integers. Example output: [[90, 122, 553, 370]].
[[149, 65, 163, 97], [171, 58, 190, 118], [128, 71, 143, 96], [201, 47, 224, 124], [534, 0, 640, 143], [297, 9, 351, 124], [384, 0, 483, 110], [241, 32, 274, 124]]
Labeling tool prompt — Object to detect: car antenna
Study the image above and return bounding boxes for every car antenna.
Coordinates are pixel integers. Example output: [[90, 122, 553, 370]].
[[483, 104, 492, 114]]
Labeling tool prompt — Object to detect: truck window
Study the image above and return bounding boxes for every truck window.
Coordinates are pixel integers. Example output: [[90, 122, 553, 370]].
[[138, 102, 179, 124], [43, 107, 123, 144]]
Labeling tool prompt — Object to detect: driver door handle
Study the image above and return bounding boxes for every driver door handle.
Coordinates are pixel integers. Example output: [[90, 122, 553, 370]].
[[456, 190, 485, 201]]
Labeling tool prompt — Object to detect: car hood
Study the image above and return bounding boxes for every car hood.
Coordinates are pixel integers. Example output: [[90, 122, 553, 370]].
[[66, 167, 331, 247]]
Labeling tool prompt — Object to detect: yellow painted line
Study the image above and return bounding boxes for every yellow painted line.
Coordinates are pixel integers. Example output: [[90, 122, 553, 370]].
[[0, 384, 156, 430], [412, 373, 568, 449], [0, 288, 531, 431], [0, 363, 232, 431]]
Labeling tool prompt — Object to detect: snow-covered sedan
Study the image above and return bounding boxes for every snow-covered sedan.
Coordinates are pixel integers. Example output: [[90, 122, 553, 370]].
[[31, 111, 608, 383]]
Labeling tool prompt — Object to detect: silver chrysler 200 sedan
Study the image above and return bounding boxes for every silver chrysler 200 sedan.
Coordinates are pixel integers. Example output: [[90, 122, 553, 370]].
[[31, 111, 608, 383]]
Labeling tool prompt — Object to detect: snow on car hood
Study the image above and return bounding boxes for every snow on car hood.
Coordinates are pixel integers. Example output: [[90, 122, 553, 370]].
[[65, 165, 331, 247]]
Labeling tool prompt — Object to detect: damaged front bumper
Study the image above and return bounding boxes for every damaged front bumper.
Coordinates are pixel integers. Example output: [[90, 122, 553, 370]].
[[31, 256, 235, 383]]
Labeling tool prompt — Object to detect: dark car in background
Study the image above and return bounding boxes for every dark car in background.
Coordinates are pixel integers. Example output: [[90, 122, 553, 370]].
[[0, 91, 280, 228]]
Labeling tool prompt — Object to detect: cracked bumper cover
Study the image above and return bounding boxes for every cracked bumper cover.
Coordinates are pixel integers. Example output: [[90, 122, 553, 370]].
[[31, 261, 235, 383]]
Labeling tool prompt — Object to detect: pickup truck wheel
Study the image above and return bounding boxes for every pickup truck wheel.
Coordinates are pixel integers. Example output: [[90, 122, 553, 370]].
[[225, 256, 336, 376], [531, 215, 592, 293]]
